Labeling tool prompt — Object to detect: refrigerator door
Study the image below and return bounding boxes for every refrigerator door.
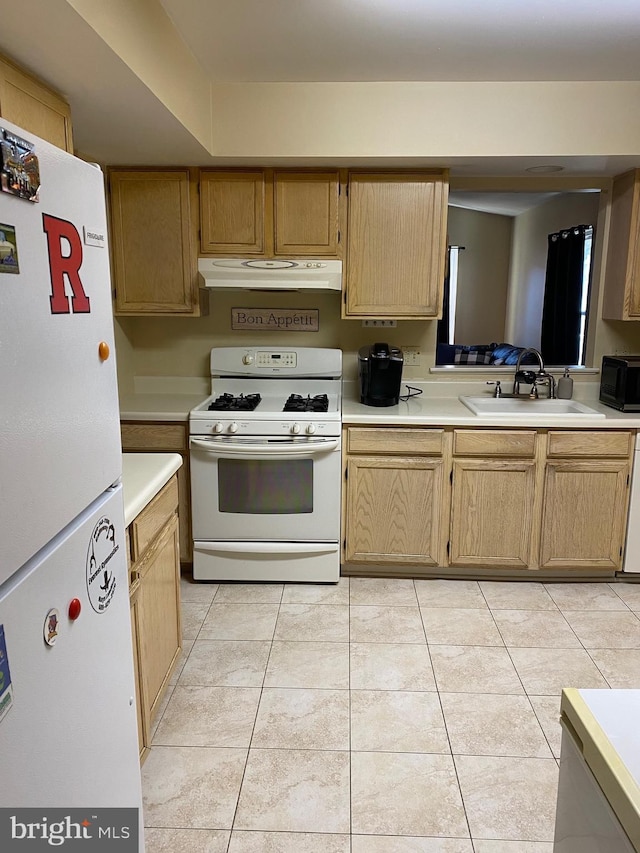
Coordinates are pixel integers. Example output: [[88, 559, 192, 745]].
[[0, 486, 142, 816], [0, 120, 122, 583]]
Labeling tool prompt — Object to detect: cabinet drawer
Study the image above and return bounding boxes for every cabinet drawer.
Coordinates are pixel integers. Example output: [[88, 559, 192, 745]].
[[131, 477, 179, 562], [547, 431, 634, 458], [121, 423, 187, 451], [453, 429, 536, 457], [347, 427, 444, 455]]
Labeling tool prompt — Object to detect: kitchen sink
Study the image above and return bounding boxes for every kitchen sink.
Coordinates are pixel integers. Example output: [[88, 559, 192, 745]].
[[459, 396, 606, 417]]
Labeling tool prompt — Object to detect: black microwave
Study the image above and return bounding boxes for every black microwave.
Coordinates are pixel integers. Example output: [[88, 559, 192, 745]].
[[600, 356, 640, 411]]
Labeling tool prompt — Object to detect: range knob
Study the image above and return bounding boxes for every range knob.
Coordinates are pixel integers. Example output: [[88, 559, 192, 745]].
[[228, 422, 238, 434], [213, 422, 224, 434], [306, 423, 317, 435], [242, 354, 254, 365], [291, 423, 301, 435]]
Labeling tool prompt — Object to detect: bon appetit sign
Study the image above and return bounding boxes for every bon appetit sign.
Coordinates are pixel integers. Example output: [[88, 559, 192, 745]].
[[231, 308, 319, 332]]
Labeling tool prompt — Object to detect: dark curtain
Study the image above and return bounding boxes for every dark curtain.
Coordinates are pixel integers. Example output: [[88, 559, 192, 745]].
[[437, 246, 451, 345], [540, 225, 587, 365]]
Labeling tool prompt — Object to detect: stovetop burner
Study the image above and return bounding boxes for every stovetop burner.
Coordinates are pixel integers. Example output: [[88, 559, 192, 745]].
[[208, 393, 262, 412], [283, 394, 329, 413]]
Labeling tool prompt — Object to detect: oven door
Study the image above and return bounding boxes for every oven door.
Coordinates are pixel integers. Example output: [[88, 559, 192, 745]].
[[190, 435, 341, 542]]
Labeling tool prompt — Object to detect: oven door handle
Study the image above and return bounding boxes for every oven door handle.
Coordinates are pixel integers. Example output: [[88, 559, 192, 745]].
[[196, 541, 339, 555], [190, 437, 340, 458]]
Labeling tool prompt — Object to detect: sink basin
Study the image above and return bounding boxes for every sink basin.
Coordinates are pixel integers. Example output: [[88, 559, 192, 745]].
[[459, 396, 605, 417]]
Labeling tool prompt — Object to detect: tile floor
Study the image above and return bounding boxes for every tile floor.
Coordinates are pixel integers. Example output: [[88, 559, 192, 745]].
[[142, 576, 640, 852]]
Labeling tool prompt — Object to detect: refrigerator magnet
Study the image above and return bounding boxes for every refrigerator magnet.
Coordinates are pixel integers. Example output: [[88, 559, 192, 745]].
[[44, 608, 60, 647], [0, 128, 40, 202], [0, 223, 19, 274], [0, 624, 14, 722], [86, 516, 118, 614]]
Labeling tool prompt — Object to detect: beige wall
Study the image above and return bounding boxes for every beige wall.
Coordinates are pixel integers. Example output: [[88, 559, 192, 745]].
[[447, 206, 512, 345], [115, 292, 436, 384]]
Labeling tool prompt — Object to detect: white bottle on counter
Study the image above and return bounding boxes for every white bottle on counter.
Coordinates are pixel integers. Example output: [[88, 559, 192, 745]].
[[557, 367, 573, 399]]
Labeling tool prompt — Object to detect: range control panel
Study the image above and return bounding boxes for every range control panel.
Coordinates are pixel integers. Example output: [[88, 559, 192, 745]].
[[254, 351, 297, 368]]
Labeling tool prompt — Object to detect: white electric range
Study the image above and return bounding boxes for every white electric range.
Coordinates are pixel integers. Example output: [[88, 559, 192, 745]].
[[189, 347, 342, 582]]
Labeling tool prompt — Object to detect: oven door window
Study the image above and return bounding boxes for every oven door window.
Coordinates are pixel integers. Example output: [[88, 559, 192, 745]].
[[218, 458, 313, 514]]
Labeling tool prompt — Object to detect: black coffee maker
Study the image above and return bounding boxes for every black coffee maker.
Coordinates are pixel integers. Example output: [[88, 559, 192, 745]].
[[358, 342, 404, 406]]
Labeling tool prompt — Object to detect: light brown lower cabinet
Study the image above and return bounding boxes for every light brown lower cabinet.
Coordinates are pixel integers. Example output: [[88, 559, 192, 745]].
[[343, 427, 450, 571], [539, 459, 630, 571], [127, 476, 181, 763], [449, 458, 537, 569], [343, 426, 635, 576]]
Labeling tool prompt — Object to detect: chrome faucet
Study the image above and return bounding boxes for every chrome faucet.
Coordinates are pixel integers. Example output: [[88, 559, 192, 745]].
[[512, 348, 556, 398]]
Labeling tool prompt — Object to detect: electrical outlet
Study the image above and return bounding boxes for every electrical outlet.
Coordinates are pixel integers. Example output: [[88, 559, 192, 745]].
[[361, 319, 397, 328], [403, 346, 421, 366]]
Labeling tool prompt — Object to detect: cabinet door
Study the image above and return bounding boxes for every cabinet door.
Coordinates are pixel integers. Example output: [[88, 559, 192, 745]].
[[274, 171, 340, 256], [110, 170, 197, 315], [539, 460, 630, 571], [200, 170, 265, 254], [0, 56, 73, 152], [449, 459, 537, 569], [129, 585, 148, 762], [603, 170, 640, 320], [345, 455, 446, 565], [345, 171, 448, 317], [137, 515, 181, 730]]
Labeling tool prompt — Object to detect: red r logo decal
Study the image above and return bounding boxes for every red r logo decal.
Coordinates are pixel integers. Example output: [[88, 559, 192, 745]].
[[42, 213, 91, 314]]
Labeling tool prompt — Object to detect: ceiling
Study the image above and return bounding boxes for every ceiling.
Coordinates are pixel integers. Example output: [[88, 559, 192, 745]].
[[159, 0, 640, 83], [449, 191, 563, 217], [1, 1, 640, 171]]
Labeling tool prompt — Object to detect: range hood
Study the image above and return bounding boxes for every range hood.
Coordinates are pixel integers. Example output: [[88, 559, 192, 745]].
[[198, 258, 342, 291]]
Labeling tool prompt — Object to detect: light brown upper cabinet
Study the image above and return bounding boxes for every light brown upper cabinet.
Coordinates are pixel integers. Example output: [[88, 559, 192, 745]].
[[0, 54, 73, 153], [200, 170, 266, 254], [199, 169, 343, 257], [273, 171, 341, 255], [603, 169, 640, 320], [344, 171, 449, 318], [109, 169, 202, 316]]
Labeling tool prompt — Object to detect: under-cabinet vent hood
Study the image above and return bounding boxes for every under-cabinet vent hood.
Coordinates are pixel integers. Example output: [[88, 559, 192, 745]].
[[198, 258, 342, 291]]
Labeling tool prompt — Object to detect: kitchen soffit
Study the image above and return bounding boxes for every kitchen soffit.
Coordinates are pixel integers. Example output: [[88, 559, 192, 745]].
[[1, 1, 640, 170]]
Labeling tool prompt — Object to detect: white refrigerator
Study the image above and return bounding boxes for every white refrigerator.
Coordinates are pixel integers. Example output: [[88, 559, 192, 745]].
[[0, 120, 143, 837]]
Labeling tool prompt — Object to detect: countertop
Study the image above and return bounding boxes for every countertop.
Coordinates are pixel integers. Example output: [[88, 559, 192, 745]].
[[119, 393, 206, 422], [342, 380, 640, 429], [118, 378, 640, 429], [561, 688, 640, 850], [121, 453, 183, 526]]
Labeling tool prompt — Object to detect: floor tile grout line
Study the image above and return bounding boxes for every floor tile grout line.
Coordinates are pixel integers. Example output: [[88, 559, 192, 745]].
[[225, 597, 279, 842], [430, 615, 475, 845]]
